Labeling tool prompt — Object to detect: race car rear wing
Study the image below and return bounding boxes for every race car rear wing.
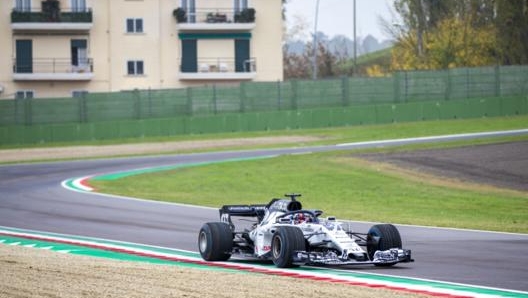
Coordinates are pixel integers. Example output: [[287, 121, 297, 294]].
[[219, 204, 267, 225], [219, 195, 304, 226]]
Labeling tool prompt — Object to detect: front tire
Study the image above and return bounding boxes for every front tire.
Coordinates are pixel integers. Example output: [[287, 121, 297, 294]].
[[367, 224, 402, 266], [271, 226, 306, 268], [198, 222, 233, 261]]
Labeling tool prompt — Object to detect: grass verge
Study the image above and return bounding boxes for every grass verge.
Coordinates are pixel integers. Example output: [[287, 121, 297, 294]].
[[91, 149, 528, 234], [1, 115, 527, 165], [2, 115, 528, 150]]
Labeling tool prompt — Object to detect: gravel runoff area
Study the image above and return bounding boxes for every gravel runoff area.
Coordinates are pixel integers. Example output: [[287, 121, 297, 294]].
[[0, 245, 424, 298], [0, 136, 321, 163]]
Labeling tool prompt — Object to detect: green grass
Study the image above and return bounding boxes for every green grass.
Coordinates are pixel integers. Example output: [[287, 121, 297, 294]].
[[91, 146, 528, 234], [86, 116, 528, 234], [3, 115, 528, 151]]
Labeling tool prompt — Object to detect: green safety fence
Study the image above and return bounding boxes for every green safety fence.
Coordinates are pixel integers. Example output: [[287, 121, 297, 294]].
[[0, 65, 527, 127], [1, 95, 526, 145]]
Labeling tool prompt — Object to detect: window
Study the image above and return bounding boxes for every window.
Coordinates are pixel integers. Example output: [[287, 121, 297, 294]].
[[127, 60, 144, 75], [180, 0, 195, 22], [234, 0, 248, 12], [71, 39, 88, 66], [15, 90, 34, 99], [15, 0, 31, 12], [126, 18, 143, 33], [72, 90, 88, 98], [71, 0, 86, 12]]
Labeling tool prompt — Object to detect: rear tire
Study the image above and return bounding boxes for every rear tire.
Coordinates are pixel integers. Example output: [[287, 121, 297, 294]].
[[198, 222, 233, 261], [271, 226, 306, 268], [367, 224, 402, 266]]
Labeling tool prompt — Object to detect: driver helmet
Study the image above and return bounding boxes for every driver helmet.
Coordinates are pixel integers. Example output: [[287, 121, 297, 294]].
[[295, 213, 306, 224]]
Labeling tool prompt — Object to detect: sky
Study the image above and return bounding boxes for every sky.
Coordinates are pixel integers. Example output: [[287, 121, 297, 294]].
[[285, 0, 396, 41]]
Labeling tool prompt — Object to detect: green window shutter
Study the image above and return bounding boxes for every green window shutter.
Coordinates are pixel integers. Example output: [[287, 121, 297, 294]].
[[235, 39, 250, 72], [181, 39, 197, 72], [16, 40, 32, 73]]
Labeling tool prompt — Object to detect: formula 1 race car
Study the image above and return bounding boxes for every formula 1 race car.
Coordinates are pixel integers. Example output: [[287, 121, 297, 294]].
[[198, 194, 413, 268]]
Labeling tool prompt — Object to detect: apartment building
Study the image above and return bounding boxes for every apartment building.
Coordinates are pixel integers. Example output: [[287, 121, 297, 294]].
[[0, 0, 284, 99]]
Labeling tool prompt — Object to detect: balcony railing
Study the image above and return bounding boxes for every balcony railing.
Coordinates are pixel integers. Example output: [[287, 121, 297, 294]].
[[174, 8, 255, 31], [180, 57, 256, 80], [13, 58, 94, 81], [11, 8, 93, 23]]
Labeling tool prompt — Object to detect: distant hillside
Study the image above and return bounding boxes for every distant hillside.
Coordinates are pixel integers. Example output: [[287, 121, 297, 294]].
[[284, 33, 393, 58], [337, 47, 392, 76], [356, 47, 392, 65], [283, 33, 394, 78]]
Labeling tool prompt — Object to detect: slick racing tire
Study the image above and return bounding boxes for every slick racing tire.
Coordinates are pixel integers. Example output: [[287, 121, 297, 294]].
[[367, 224, 402, 266], [271, 226, 306, 268], [198, 222, 233, 261]]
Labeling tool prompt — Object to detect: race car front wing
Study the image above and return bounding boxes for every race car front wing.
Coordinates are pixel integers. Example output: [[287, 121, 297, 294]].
[[292, 249, 413, 266]]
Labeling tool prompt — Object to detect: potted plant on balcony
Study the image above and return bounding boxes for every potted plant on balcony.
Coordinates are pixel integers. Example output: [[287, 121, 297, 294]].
[[234, 8, 255, 23], [173, 8, 187, 23], [206, 12, 227, 23], [42, 0, 60, 22]]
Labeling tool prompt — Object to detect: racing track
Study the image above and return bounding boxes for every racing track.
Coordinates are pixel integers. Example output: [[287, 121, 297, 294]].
[[1, 129, 528, 293]]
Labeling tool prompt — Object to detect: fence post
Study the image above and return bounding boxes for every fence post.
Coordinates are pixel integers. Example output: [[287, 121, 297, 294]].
[[133, 89, 141, 119], [494, 65, 501, 97], [465, 67, 470, 99], [277, 80, 282, 110], [186, 87, 193, 116], [147, 87, 152, 118], [341, 76, 350, 106], [291, 80, 298, 110], [24, 97, 32, 126], [404, 71, 409, 102], [15, 98, 23, 125], [212, 84, 217, 114], [239, 82, 246, 112], [393, 71, 401, 103], [445, 69, 452, 101], [78, 93, 87, 123]]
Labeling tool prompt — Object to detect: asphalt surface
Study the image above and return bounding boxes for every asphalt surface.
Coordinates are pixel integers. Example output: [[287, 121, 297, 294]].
[[1, 131, 528, 292]]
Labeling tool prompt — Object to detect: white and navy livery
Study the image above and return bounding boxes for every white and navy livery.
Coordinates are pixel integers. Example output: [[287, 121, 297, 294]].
[[198, 194, 413, 268]]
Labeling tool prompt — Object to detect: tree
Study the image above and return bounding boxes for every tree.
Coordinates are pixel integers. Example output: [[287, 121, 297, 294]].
[[390, 0, 524, 70], [283, 38, 337, 79], [495, 0, 528, 65]]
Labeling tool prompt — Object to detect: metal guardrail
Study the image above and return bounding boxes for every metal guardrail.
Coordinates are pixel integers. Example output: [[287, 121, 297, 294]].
[[173, 8, 255, 24], [13, 58, 93, 74], [191, 57, 256, 73], [11, 8, 93, 23]]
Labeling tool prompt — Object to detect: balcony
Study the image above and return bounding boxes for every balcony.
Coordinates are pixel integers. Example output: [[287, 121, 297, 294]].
[[13, 58, 94, 81], [11, 8, 93, 32], [179, 57, 256, 80], [174, 8, 255, 32]]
